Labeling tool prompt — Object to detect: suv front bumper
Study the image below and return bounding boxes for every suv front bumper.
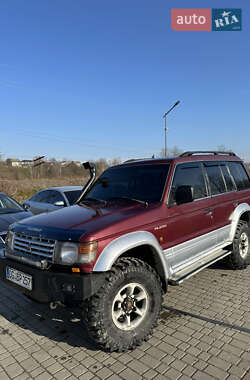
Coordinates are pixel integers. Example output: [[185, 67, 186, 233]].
[[0, 257, 106, 304]]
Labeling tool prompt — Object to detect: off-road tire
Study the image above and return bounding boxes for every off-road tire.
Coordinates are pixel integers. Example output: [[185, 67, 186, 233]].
[[226, 221, 250, 269], [82, 258, 163, 352]]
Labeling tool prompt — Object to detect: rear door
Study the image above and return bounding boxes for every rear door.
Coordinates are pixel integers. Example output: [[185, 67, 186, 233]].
[[203, 161, 238, 245], [163, 162, 215, 270], [203, 161, 250, 246]]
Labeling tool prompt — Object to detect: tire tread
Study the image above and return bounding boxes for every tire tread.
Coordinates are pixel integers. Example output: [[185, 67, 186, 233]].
[[82, 257, 163, 352]]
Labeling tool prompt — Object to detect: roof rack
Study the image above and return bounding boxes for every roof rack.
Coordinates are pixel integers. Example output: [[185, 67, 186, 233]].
[[179, 151, 236, 157], [123, 157, 155, 164]]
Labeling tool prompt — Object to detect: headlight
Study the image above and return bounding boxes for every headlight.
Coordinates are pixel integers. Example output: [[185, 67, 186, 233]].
[[58, 242, 78, 265], [57, 241, 98, 265], [6, 231, 14, 251]]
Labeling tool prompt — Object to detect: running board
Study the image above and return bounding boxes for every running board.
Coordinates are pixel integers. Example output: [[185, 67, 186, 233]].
[[169, 249, 231, 285]]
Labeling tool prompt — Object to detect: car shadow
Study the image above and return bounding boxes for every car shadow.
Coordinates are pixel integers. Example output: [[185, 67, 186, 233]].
[[0, 284, 100, 352]]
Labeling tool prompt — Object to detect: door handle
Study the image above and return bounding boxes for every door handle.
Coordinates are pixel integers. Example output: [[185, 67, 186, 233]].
[[204, 208, 212, 215], [232, 201, 238, 207]]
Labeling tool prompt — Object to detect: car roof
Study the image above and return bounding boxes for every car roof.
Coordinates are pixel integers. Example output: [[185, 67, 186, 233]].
[[117, 152, 242, 168], [45, 186, 83, 192]]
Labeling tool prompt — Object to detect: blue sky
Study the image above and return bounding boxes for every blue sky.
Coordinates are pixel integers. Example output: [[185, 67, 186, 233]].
[[0, 0, 249, 162]]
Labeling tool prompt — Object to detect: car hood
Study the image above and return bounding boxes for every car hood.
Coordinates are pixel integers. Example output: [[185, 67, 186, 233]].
[[0, 211, 33, 232], [14, 202, 158, 241]]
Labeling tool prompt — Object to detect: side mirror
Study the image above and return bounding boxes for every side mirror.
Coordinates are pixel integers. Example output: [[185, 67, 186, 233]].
[[54, 201, 65, 207], [175, 185, 194, 205], [23, 203, 30, 211]]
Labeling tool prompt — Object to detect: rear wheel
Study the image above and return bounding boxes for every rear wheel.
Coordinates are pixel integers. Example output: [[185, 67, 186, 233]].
[[82, 258, 163, 352], [226, 221, 250, 269]]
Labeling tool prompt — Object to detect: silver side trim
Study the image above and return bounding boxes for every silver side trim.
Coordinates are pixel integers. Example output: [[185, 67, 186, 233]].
[[163, 225, 230, 257], [93, 231, 169, 279], [163, 225, 231, 277]]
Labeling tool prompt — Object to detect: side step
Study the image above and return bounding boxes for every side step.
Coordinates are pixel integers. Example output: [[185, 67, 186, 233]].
[[169, 248, 231, 285]]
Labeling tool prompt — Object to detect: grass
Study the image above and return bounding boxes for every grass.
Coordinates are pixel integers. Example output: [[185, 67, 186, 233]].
[[0, 177, 86, 203]]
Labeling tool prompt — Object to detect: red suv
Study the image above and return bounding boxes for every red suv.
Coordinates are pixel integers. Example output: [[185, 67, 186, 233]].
[[0, 151, 250, 352]]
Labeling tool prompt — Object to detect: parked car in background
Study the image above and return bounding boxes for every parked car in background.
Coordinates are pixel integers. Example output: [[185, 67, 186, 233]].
[[22, 186, 83, 215], [0, 192, 33, 251]]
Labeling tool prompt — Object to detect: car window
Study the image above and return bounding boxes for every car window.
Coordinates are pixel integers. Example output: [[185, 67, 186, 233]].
[[169, 163, 207, 206], [37, 190, 53, 203], [0, 194, 23, 213], [45, 191, 65, 205], [204, 164, 226, 195], [220, 165, 236, 192], [30, 191, 46, 202], [64, 190, 82, 205], [227, 162, 250, 191]]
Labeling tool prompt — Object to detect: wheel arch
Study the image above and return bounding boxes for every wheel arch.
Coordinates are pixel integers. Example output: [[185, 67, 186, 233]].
[[93, 231, 169, 292], [229, 203, 250, 241]]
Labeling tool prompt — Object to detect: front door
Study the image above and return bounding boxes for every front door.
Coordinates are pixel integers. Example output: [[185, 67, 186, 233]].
[[162, 162, 215, 271]]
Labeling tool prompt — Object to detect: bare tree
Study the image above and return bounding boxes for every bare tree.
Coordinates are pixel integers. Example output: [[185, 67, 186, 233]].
[[158, 146, 183, 157]]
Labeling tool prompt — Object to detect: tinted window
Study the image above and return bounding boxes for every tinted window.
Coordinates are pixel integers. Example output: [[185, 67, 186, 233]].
[[86, 164, 170, 203], [30, 191, 46, 202], [205, 164, 226, 195], [46, 191, 65, 205], [169, 163, 207, 206], [228, 162, 250, 190], [31, 190, 65, 204], [0, 194, 23, 213], [36, 190, 52, 203], [64, 190, 82, 205], [221, 165, 236, 192]]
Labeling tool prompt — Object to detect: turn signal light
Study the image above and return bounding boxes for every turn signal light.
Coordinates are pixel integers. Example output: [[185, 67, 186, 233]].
[[77, 241, 98, 264], [78, 241, 98, 255], [72, 268, 80, 273]]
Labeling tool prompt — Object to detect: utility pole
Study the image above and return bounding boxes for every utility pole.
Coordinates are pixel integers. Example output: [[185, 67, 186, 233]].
[[33, 156, 45, 179], [163, 101, 180, 156]]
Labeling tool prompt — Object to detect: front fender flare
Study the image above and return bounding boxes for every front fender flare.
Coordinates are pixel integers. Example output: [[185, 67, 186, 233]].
[[93, 231, 169, 280]]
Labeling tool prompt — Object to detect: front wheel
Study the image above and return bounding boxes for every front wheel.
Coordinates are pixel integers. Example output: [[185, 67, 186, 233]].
[[226, 221, 250, 269], [82, 258, 163, 352]]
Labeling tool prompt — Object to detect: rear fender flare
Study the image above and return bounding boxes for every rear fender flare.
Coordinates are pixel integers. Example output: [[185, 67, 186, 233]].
[[229, 203, 250, 241]]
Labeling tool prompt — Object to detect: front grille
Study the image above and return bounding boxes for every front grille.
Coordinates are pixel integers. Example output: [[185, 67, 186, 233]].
[[13, 233, 55, 262]]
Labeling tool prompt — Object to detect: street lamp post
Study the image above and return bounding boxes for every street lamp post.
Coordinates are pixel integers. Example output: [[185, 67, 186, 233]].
[[163, 101, 180, 156]]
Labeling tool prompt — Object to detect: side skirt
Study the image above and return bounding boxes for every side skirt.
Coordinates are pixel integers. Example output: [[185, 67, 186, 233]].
[[169, 248, 231, 285]]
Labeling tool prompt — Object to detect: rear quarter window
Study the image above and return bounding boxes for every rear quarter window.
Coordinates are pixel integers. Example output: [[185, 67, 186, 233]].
[[228, 162, 250, 191], [204, 164, 226, 195]]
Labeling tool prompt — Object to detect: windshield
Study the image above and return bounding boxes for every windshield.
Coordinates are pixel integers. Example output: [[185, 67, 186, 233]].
[[0, 194, 23, 214], [85, 164, 170, 203]]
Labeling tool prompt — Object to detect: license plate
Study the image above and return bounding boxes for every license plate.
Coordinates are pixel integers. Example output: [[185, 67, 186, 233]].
[[6, 267, 32, 290]]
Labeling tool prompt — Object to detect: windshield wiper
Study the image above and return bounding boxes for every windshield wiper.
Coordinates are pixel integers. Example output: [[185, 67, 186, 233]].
[[108, 197, 148, 207], [81, 197, 107, 206]]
